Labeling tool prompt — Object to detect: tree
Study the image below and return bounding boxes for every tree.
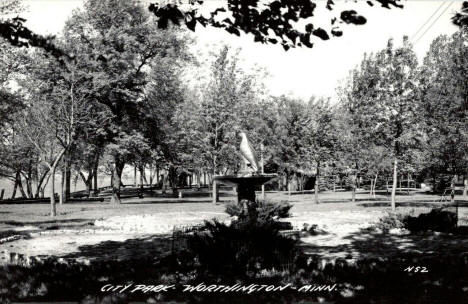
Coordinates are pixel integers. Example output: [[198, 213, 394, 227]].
[[419, 29, 468, 197], [141, 38, 192, 195], [342, 37, 420, 210], [301, 98, 339, 203], [15, 45, 98, 215], [268, 96, 308, 191], [63, 0, 190, 203], [176, 46, 262, 177]]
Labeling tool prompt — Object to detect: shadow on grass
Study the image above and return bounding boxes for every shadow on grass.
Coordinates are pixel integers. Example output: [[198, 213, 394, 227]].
[[1, 220, 468, 303], [1, 218, 92, 225], [60, 234, 172, 261], [0, 229, 32, 240], [299, 219, 468, 259], [359, 201, 468, 208], [0, 219, 96, 236], [295, 225, 468, 303]]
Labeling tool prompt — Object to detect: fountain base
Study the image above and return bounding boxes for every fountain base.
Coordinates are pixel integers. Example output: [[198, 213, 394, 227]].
[[213, 174, 277, 203]]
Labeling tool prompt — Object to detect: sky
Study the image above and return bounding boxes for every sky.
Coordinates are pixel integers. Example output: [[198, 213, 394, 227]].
[[20, 0, 461, 101]]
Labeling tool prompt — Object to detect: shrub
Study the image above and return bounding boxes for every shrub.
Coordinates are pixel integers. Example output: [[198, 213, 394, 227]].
[[225, 202, 243, 217], [186, 219, 299, 278], [375, 212, 409, 233], [375, 208, 457, 233], [404, 208, 457, 233], [257, 200, 292, 219], [225, 200, 292, 221]]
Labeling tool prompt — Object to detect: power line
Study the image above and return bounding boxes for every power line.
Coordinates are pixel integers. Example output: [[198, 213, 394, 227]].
[[413, 1, 453, 45], [410, 1, 447, 42]]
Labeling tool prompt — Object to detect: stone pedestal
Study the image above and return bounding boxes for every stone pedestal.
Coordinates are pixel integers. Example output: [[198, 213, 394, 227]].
[[213, 174, 276, 203]]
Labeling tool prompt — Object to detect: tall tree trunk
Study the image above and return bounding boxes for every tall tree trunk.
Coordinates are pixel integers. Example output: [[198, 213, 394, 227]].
[[18, 174, 27, 198], [463, 175, 467, 197], [24, 170, 33, 198], [50, 167, 57, 217], [156, 166, 160, 184], [61, 149, 71, 202], [351, 174, 356, 204], [385, 176, 388, 195], [407, 173, 410, 195], [110, 169, 114, 187], [139, 165, 144, 192], [370, 178, 374, 197], [149, 163, 153, 186], [49, 148, 66, 217], [34, 169, 49, 198], [391, 158, 398, 211], [93, 152, 99, 196], [162, 174, 167, 194], [20, 170, 33, 198], [169, 165, 178, 197], [111, 158, 124, 204], [133, 165, 137, 187], [60, 169, 65, 205], [143, 165, 148, 185], [65, 159, 71, 201], [450, 175, 456, 204], [373, 174, 378, 198], [11, 171, 20, 199], [79, 171, 92, 196], [314, 163, 320, 204]]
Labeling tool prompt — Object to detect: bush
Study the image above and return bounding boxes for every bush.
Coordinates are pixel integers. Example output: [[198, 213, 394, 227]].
[[225, 200, 292, 221], [375, 212, 409, 233], [225, 202, 243, 217], [187, 219, 299, 278], [375, 208, 457, 233], [184, 200, 296, 279], [405, 208, 457, 233]]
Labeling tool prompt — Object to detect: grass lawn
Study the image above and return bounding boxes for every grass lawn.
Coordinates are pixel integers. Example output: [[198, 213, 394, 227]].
[[0, 190, 467, 261]]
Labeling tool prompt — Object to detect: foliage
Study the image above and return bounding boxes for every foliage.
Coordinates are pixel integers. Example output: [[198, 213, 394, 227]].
[[452, 1, 468, 27], [375, 208, 457, 233], [418, 29, 468, 178], [174, 46, 265, 175], [62, 0, 191, 201], [269, 96, 309, 182], [187, 219, 298, 278], [149, 0, 404, 50], [340, 36, 421, 209], [225, 200, 292, 221], [405, 208, 457, 233], [375, 211, 409, 233], [1, 251, 468, 303]]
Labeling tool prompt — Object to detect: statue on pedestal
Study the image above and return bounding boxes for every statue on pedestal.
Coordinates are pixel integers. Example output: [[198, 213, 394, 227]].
[[238, 132, 259, 176]]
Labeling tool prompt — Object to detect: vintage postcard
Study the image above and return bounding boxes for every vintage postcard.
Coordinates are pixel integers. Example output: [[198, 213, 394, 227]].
[[0, 0, 467, 303]]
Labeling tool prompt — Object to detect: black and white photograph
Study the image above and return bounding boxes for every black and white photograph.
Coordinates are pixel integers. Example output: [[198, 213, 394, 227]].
[[0, 0, 467, 303]]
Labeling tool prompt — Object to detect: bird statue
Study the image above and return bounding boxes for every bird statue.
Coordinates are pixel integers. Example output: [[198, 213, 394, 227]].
[[239, 131, 260, 174]]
